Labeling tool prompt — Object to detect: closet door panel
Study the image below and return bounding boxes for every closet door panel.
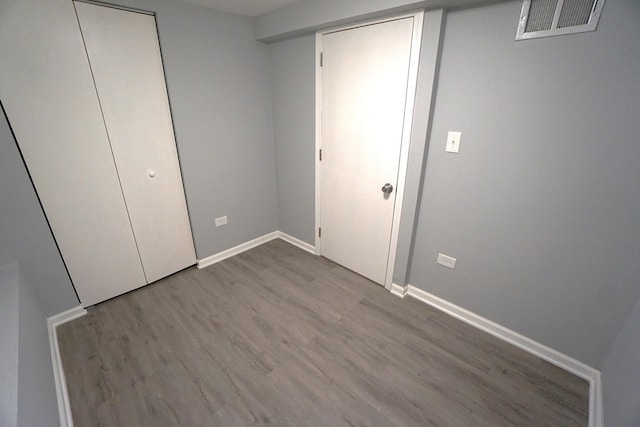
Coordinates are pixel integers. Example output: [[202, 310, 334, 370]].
[[0, 0, 147, 307], [75, 2, 196, 283]]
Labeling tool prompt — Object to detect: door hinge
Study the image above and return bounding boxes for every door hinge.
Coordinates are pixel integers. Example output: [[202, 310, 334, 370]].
[[320, 52, 323, 67], [319, 149, 322, 161], [318, 227, 322, 238]]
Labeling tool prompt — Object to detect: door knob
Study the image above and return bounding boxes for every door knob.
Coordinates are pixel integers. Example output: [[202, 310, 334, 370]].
[[381, 183, 393, 194]]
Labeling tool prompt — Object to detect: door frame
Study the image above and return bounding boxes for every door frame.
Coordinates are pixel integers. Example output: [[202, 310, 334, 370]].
[[315, 11, 425, 290]]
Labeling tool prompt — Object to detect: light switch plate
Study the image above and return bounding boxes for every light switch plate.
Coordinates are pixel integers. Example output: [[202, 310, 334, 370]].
[[215, 216, 227, 227], [446, 131, 461, 153]]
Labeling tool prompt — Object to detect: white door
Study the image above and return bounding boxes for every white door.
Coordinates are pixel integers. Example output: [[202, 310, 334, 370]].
[[319, 17, 416, 285], [75, 2, 196, 283], [1, 0, 149, 308]]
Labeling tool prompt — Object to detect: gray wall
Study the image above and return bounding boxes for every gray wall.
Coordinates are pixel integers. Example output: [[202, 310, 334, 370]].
[[0, 264, 19, 427], [17, 272, 59, 427], [602, 297, 640, 427], [117, 0, 278, 258], [0, 105, 78, 317], [408, 0, 640, 368], [0, 265, 58, 427], [0, 108, 70, 425], [269, 35, 317, 245]]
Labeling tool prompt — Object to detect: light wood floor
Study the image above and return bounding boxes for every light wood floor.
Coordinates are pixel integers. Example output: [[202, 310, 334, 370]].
[[58, 239, 589, 426]]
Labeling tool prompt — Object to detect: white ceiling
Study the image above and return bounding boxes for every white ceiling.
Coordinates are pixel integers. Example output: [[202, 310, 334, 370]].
[[176, 0, 303, 17]]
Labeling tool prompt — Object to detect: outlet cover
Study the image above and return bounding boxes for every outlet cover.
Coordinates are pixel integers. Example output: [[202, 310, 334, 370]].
[[437, 253, 457, 269], [215, 216, 227, 227]]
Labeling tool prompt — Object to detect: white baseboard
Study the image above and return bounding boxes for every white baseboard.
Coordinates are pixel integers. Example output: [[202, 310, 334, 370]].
[[590, 370, 603, 427], [197, 231, 319, 269], [393, 284, 602, 427], [197, 232, 279, 269], [48, 306, 87, 427], [390, 282, 407, 298], [276, 231, 316, 254]]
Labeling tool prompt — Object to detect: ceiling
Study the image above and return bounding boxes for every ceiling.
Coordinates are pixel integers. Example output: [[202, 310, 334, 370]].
[[175, 0, 303, 17]]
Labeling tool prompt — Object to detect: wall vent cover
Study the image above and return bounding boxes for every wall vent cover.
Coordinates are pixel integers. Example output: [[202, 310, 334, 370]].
[[516, 0, 605, 40]]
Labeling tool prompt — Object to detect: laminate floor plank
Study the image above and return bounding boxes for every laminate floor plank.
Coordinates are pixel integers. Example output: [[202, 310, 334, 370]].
[[57, 238, 589, 426]]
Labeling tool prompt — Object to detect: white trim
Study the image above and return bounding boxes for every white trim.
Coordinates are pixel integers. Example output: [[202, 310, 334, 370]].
[[390, 282, 408, 298], [276, 231, 316, 254], [197, 231, 319, 269], [48, 306, 87, 427], [314, 32, 322, 256], [392, 284, 602, 427], [315, 11, 425, 288], [318, 10, 423, 35], [384, 10, 424, 291], [590, 370, 603, 427], [197, 232, 279, 269]]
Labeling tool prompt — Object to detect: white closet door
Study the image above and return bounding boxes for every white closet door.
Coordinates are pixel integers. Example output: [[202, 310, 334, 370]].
[[0, 0, 147, 308], [75, 2, 196, 283]]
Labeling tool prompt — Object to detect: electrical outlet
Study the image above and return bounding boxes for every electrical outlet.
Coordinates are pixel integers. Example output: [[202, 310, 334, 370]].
[[446, 131, 461, 153], [437, 253, 457, 269], [215, 216, 227, 227]]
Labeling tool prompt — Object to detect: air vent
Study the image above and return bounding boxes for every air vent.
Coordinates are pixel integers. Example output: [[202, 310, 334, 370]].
[[516, 0, 605, 40]]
